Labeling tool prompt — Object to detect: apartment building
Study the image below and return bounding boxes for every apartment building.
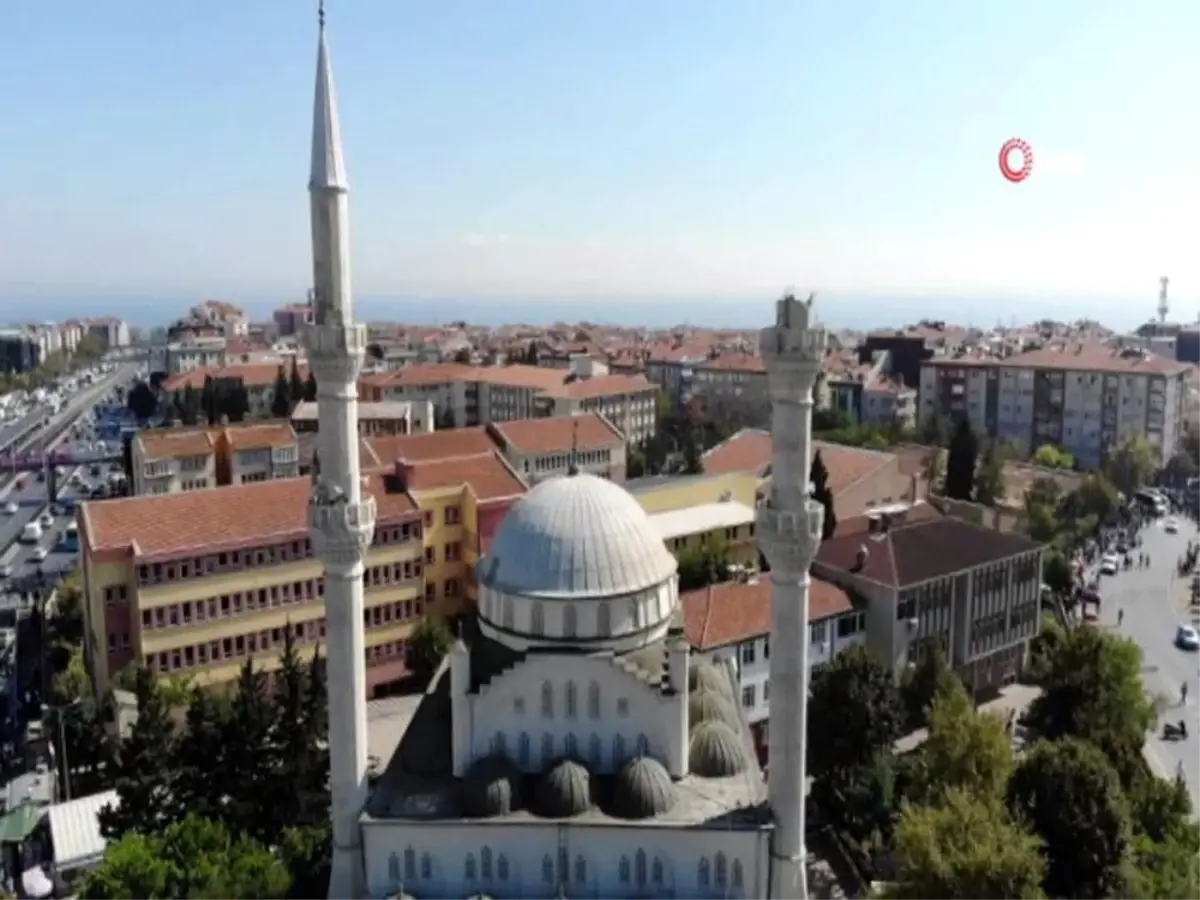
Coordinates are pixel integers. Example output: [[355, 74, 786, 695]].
[[486, 413, 627, 483], [165, 336, 227, 374], [681, 576, 865, 759], [85, 317, 131, 350], [78, 475, 425, 695], [919, 345, 1192, 468], [643, 345, 713, 403], [132, 422, 300, 495], [291, 400, 434, 438], [360, 358, 659, 445], [814, 507, 1044, 694], [0, 329, 39, 374], [190, 300, 249, 337], [163, 362, 301, 418], [274, 304, 313, 338]]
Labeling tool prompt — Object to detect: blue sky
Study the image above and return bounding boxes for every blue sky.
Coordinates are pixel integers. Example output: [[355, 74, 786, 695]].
[[3, 0, 1198, 322]]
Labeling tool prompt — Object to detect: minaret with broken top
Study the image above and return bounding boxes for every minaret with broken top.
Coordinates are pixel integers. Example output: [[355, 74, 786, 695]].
[[758, 292, 827, 900], [304, 3, 374, 897]]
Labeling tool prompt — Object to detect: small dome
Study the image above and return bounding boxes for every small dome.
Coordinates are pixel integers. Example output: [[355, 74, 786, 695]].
[[688, 687, 738, 729], [534, 758, 593, 817], [612, 756, 676, 819], [479, 474, 677, 598], [689, 720, 748, 777], [461, 754, 523, 818], [689, 661, 735, 699]]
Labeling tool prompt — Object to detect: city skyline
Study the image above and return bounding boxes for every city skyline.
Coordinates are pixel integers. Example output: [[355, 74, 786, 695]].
[[4, 0, 1198, 312]]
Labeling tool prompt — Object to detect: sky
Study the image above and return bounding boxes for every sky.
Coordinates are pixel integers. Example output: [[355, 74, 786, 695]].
[[2, 0, 1199, 327]]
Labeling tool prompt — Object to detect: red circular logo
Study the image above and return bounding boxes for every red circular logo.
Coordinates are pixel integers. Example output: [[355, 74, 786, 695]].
[[999, 138, 1034, 183]]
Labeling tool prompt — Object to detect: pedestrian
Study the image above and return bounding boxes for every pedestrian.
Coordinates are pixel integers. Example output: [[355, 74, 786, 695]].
[[1118, 608, 1124, 627], [1183, 681, 1190, 706]]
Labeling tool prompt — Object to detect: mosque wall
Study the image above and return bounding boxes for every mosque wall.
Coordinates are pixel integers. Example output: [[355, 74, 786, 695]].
[[362, 818, 770, 900]]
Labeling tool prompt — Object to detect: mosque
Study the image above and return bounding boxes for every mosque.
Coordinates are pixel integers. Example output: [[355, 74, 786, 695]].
[[304, 8, 828, 900]]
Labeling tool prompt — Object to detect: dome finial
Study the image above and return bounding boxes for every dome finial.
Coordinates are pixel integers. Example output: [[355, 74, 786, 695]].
[[567, 417, 581, 476], [318, 0, 326, 30]]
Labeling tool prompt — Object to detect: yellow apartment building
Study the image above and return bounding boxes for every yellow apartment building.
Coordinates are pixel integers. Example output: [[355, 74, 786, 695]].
[[78, 474, 426, 697], [629, 471, 762, 565], [132, 421, 301, 496]]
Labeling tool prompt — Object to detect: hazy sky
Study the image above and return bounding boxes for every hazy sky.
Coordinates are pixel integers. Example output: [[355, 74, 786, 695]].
[[3, 0, 1198, 314]]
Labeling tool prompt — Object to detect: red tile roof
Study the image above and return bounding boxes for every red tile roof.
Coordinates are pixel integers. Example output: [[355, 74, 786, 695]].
[[488, 414, 624, 455], [368, 428, 497, 465], [399, 451, 527, 502], [702, 428, 894, 494], [681, 577, 854, 650]]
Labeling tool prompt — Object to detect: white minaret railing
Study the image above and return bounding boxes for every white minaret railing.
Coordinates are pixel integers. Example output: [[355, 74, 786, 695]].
[[757, 292, 827, 900], [304, 4, 375, 898]]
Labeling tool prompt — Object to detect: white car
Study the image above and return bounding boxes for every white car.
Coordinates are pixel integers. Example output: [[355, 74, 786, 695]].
[[1164, 517, 1179, 534], [1176, 625, 1200, 652], [31, 546, 48, 562], [39, 512, 53, 529], [3, 501, 17, 516], [1100, 553, 1120, 576]]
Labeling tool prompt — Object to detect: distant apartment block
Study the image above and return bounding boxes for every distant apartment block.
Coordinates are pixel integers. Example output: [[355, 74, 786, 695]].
[[919, 345, 1191, 468], [162, 362, 305, 418], [291, 400, 434, 438], [166, 336, 228, 374], [825, 350, 917, 428], [132, 422, 300, 495], [86, 317, 132, 350], [274, 303, 313, 338], [190, 300, 249, 337]]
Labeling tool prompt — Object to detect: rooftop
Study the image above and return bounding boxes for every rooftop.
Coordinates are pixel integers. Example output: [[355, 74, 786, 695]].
[[703, 428, 895, 495], [648, 501, 755, 542], [400, 451, 528, 503], [488, 413, 624, 456], [681, 577, 855, 651], [369, 428, 496, 465], [925, 343, 1192, 376], [293, 400, 428, 423]]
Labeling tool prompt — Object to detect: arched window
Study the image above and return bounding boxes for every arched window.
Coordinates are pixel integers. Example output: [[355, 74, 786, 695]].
[[531, 601, 545, 635], [420, 853, 432, 879], [388, 852, 400, 883], [542, 854, 554, 883], [497, 854, 510, 881], [563, 604, 577, 638], [541, 681, 553, 717], [481, 847, 493, 879], [501, 596, 514, 629], [597, 601, 611, 635], [698, 857, 711, 888], [652, 857, 664, 885], [635, 849, 647, 886], [612, 733, 626, 765], [715, 852, 728, 889], [588, 681, 601, 719], [565, 681, 578, 718], [619, 856, 631, 884], [403, 847, 416, 880], [541, 732, 554, 764], [465, 853, 477, 881], [492, 731, 507, 756], [636, 732, 650, 756], [629, 597, 641, 628], [574, 854, 587, 884], [564, 733, 578, 758], [732, 860, 744, 889], [517, 732, 531, 767], [589, 733, 603, 767]]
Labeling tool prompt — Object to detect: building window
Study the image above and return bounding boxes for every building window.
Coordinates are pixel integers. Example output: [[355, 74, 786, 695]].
[[589, 733, 602, 767], [715, 852, 728, 889], [613, 733, 626, 764], [403, 847, 416, 880], [588, 681, 600, 719], [541, 681, 553, 718], [420, 854, 432, 879], [741, 642, 755, 665], [597, 601, 611, 635], [563, 604, 577, 638], [531, 601, 544, 635], [541, 733, 554, 764], [497, 855, 509, 881], [699, 858, 711, 888], [480, 847, 492, 879], [465, 854, 476, 881], [574, 855, 586, 884], [564, 733, 578, 758], [635, 849, 647, 886], [619, 857, 631, 884], [542, 855, 554, 884], [742, 685, 756, 708]]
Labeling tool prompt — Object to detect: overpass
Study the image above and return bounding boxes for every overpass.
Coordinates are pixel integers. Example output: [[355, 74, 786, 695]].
[[0, 446, 123, 474]]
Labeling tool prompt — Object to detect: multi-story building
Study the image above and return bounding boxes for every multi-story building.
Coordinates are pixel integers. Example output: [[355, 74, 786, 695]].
[[162, 362, 301, 418], [189, 300, 249, 337], [814, 506, 1044, 694], [165, 335, 227, 374], [0, 329, 39, 374], [486, 413, 627, 483], [919, 345, 1192, 468], [274, 303, 314, 338], [291, 400, 434, 438], [132, 422, 300, 495], [78, 474, 425, 695], [85, 317, 131, 350], [643, 345, 711, 404]]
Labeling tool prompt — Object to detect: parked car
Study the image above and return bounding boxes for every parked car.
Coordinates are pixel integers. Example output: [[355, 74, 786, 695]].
[[1176, 625, 1200, 652]]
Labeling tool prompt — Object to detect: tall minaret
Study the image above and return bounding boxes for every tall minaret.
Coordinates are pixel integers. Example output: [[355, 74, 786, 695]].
[[1158, 276, 1170, 325], [758, 292, 827, 900], [304, 4, 375, 898]]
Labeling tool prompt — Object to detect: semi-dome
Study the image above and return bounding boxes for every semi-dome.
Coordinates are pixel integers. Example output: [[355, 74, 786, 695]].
[[533, 758, 593, 818], [688, 687, 738, 729], [689, 720, 748, 777], [478, 473, 677, 599], [611, 756, 676, 819], [689, 660, 735, 699], [460, 754, 523, 818]]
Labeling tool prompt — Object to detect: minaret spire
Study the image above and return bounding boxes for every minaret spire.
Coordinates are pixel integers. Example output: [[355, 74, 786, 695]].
[[303, 2, 375, 897]]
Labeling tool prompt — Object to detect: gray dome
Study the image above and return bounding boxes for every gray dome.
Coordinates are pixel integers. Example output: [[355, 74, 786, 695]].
[[612, 756, 676, 819], [461, 754, 523, 818], [689, 660, 735, 699], [689, 720, 748, 777], [688, 687, 738, 729], [534, 758, 593, 817], [478, 473, 677, 598]]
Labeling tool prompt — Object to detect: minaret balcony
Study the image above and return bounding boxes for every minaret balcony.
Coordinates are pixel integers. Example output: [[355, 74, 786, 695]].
[[305, 322, 368, 384], [309, 493, 376, 566], [757, 497, 823, 573]]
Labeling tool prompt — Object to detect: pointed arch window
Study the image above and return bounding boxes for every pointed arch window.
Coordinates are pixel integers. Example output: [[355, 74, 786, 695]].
[[492, 731, 507, 756], [587, 681, 601, 719], [465, 853, 477, 881], [635, 849, 648, 886], [652, 857, 664, 886], [403, 847, 416, 881], [732, 860, 744, 889], [517, 732, 531, 767], [636, 732, 650, 756], [541, 681, 554, 717], [420, 853, 432, 879], [501, 596, 514, 629], [542, 854, 554, 883], [574, 854, 587, 884], [565, 681, 578, 718], [589, 733, 603, 767], [497, 854, 510, 881], [597, 601, 611, 635], [699, 857, 711, 888], [619, 856, 631, 884], [531, 601, 545, 635], [388, 852, 400, 883], [564, 733, 578, 758], [715, 852, 728, 889], [481, 847, 493, 879], [612, 733, 626, 765], [563, 604, 577, 638], [541, 732, 554, 764]]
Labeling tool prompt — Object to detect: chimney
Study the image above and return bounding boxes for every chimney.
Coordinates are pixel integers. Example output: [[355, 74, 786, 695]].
[[853, 544, 870, 572], [867, 515, 881, 534]]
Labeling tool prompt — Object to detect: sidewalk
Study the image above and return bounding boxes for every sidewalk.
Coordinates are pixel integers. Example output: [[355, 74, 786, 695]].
[[894, 682, 1041, 754]]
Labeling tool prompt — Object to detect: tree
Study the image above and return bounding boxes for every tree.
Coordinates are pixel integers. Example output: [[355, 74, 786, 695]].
[[224, 382, 251, 422], [886, 789, 1046, 900], [808, 645, 903, 779], [907, 677, 1013, 806], [288, 359, 304, 406], [408, 615, 453, 681], [302, 371, 318, 403], [1007, 738, 1130, 899], [218, 659, 277, 842], [973, 442, 1006, 507], [174, 689, 230, 823], [922, 445, 947, 493], [83, 815, 291, 900], [1062, 473, 1120, 526], [944, 419, 978, 501], [680, 431, 703, 475], [1022, 477, 1062, 544], [179, 384, 201, 427], [1032, 444, 1074, 469], [809, 751, 900, 847], [278, 822, 332, 899], [900, 643, 957, 730], [201, 375, 219, 425], [675, 537, 730, 591], [270, 629, 328, 828], [99, 667, 179, 840], [524, 341, 539, 365], [453, 347, 472, 364], [271, 365, 292, 418], [811, 450, 837, 539], [1041, 547, 1072, 594], [126, 381, 158, 421], [1104, 432, 1157, 498]]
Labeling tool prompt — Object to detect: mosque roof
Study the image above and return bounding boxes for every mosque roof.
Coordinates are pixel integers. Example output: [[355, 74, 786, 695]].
[[611, 756, 676, 820]]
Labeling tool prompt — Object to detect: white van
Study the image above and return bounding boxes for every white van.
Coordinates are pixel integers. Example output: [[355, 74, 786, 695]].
[[20, 522, 42, 544]]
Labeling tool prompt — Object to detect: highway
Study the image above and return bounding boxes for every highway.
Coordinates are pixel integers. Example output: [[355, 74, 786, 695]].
[[0, 410, 49, 454]]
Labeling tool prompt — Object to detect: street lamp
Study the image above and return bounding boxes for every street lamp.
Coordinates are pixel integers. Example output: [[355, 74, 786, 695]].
[[42, 697, 82, 802]]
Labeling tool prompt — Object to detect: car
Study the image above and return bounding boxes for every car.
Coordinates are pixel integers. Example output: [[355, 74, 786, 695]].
[[1100, 553, 1120, 576], [31, 546, 48, 563], [1164, 517, 1179, 534], [0, 563, 12, 579], [1176, 625, 1200, 651], [3, 502, 17, 516], [38, 512, 53, 529]]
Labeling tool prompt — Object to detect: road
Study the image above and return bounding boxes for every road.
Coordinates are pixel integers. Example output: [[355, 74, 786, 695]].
[[1095, 516, 1200, 808], [0, 409, 47, 453]]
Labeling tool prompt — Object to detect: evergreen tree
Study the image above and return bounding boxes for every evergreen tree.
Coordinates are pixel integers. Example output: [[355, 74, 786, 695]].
[[201, 375, 218, 425], [525, 341, 539, 365], [289, 359, 305, 406], [303, 371, 318, 403], [218, 659, 277, 842], [271, 366, 292, 418], [270, 630, 327, 828], [99, 667, 179, 840], [408, 616, 453, 681], [226, 382, 251, 422], [944, 418, 979, 500], [810, 450, 838, 539], [174, 689, 230, 823], [180, 384, 202, 426]]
